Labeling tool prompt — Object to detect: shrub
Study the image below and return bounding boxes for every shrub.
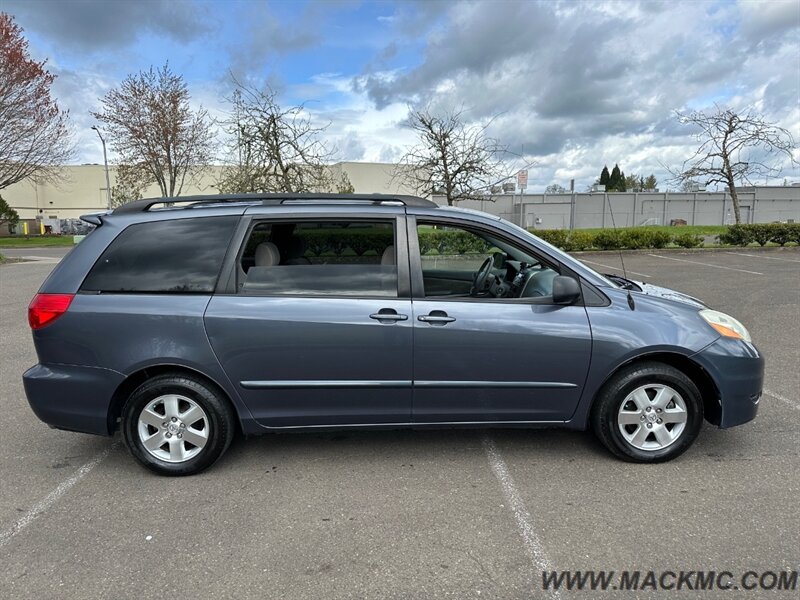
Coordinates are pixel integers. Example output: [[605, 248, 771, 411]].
[[649, 230, 672, 249], [717, 224, 750, 246], [618, 229, 651, 249], [592, 229, 623, 250], [567, 230, 595, 251], [790, 224, 800, 245], [769, 223, 799, 246], [534, 229, 569, 249], [747, 223, 772, 247], [673, 232, 704, 248], [715, 223, 800, 247]]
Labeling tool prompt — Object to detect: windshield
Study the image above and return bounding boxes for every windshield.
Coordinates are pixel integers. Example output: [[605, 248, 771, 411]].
[[497, 218, 620, 288]]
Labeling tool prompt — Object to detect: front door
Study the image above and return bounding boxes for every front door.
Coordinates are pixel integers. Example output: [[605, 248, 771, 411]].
[[205, 214, 413, 427], [410, 218, 592, 423]]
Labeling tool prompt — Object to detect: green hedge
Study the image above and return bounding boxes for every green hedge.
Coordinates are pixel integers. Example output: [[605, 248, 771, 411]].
[[716, 223, 800, 247], [534, 227, 704, 251], [532, 223, 800, 251]]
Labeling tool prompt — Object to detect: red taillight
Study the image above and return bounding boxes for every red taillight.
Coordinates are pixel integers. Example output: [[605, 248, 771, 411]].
[[28, 293, 74, 330]]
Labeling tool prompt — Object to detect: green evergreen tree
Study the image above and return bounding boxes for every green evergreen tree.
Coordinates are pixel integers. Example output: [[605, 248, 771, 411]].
[[609, 164, 622, 191], [599, 165, 610, 187], [0, 195, 20, 227]]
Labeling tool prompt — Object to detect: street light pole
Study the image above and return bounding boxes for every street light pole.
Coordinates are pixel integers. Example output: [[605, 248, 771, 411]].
[[91, 126, 112, 210]]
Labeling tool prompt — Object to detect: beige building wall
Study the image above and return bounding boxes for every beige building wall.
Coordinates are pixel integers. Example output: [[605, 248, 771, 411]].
[[332, 162, 418, 196], [3, 162, 418, 221]]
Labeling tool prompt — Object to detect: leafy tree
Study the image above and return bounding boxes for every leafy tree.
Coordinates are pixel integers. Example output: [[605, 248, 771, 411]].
[[545, 183, 567, 193], [671, 105, 796, 223], [217, 78, 336, 193], [624, 173, 640, 190], [0, 13, 74, 191], [0, 194, 20, 226], [92, 63, 215, 198], [397, 106, 508, 205], [643, 174, 657, 190]]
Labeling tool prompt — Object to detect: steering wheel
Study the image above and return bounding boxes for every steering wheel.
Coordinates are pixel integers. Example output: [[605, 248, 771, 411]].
[[471, 256, 494, 297]]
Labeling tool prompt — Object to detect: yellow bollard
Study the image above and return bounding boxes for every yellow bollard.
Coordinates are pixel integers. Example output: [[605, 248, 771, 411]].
[[40, 221, 45, 235], [23, 222, 28, 236]]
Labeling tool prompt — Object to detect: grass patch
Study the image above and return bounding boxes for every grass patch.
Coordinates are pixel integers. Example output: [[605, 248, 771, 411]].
[[0, 236, 76, 248]]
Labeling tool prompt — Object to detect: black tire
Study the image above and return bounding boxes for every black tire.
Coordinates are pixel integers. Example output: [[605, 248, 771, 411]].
[[122, 373, 236, 476], [591, 361, 703, 462]]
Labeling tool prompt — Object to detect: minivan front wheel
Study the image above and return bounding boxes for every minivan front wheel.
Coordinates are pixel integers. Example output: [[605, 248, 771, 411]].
[[122, 374, 235, 476], [591, 362, 703, 462]]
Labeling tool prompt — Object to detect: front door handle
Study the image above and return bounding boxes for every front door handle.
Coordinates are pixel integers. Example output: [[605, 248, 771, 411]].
[[418, 310, 456, 325], [369, 308, 408, 323]]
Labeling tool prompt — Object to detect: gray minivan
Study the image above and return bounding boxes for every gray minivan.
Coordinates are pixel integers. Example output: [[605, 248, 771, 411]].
[[24, 194, 763, 475]]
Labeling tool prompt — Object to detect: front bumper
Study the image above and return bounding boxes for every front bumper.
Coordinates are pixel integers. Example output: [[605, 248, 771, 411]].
[[23, 363, 125, 436], [692, 337, 764, 428]]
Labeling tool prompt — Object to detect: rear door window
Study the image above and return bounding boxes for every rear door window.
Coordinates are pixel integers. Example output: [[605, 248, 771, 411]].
[[238, 220, 398, 297], [81, 216, 238, 293]]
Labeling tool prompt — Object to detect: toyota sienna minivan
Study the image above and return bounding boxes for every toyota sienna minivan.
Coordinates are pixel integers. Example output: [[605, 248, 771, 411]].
[[24, 194, 763, 475]]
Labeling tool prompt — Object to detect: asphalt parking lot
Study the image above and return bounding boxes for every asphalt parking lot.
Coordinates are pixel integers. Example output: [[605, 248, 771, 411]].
[[1, 246, 798, 599]]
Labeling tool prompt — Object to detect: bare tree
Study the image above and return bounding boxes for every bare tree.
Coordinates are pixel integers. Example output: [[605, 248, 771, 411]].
[[671, 106, 796, 223], [397, 107, 508, 206], [91, 63, 215, 198], [0, 13, 74, 191], [217, 79, 339, 194]]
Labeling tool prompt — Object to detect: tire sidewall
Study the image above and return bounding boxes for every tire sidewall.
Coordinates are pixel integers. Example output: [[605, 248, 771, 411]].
[[122, 376, 233, 476], [602, 365, 703, 462]]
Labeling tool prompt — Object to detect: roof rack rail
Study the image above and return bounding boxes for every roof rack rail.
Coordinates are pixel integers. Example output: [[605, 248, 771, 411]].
[[113, 193, 437, 214]]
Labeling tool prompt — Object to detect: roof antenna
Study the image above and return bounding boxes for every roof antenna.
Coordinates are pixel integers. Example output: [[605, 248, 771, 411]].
[[604, 192, 635, 310]]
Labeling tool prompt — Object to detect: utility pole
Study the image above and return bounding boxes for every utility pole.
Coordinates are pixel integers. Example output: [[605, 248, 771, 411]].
[[91, 126, 112, 210]]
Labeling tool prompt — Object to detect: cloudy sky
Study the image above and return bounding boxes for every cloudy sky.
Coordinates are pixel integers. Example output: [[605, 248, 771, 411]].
[[4, 0, 799, 191]]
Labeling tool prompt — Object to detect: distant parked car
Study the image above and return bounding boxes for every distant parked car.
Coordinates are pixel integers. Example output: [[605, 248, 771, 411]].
[[24, 194, 763, 475]]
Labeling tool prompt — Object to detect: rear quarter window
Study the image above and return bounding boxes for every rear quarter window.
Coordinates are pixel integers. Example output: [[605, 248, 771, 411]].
[[81, 216, 238, 293]]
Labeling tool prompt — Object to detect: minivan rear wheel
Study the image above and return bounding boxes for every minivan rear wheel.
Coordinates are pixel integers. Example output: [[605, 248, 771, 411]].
[[122, 374, 235, 476], [591, 362, 703, 462]]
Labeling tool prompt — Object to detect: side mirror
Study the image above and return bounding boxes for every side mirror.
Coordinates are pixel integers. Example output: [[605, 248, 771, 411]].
[[552, 275, 581, 305]]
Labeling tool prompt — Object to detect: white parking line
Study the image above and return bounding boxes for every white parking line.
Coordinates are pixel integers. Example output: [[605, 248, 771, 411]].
[[0, 442, 117, 548], [726, 252, 800, 264], [764, 389, 800, 410], [482, 435, 560, 599], [647, 254, 763, 275], [580, 259, 652, 278]]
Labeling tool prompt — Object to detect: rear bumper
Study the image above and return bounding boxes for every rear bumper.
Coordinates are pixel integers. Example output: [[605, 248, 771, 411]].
[[23, 363, 125, 436], [692, 338, 764, 428]]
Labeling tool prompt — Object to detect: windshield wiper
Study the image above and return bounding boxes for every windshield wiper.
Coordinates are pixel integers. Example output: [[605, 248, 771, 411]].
[[603, 273, 640, 291]]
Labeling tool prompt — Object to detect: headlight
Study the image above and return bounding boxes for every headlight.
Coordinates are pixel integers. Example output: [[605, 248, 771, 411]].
[[699, 309, 752, 342]]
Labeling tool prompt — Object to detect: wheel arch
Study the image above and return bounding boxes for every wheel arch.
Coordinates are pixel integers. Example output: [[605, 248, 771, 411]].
[[590, 351, 722, 426], [107, 364, 243, 435]]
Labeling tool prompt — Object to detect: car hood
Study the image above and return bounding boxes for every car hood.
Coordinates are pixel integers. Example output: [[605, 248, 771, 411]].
[[632, 281, 707, 309]]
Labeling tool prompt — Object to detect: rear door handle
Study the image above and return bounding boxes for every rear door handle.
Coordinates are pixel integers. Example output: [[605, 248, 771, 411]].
[[418, 310, 456, 325], [369, 308, 408, 323]]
